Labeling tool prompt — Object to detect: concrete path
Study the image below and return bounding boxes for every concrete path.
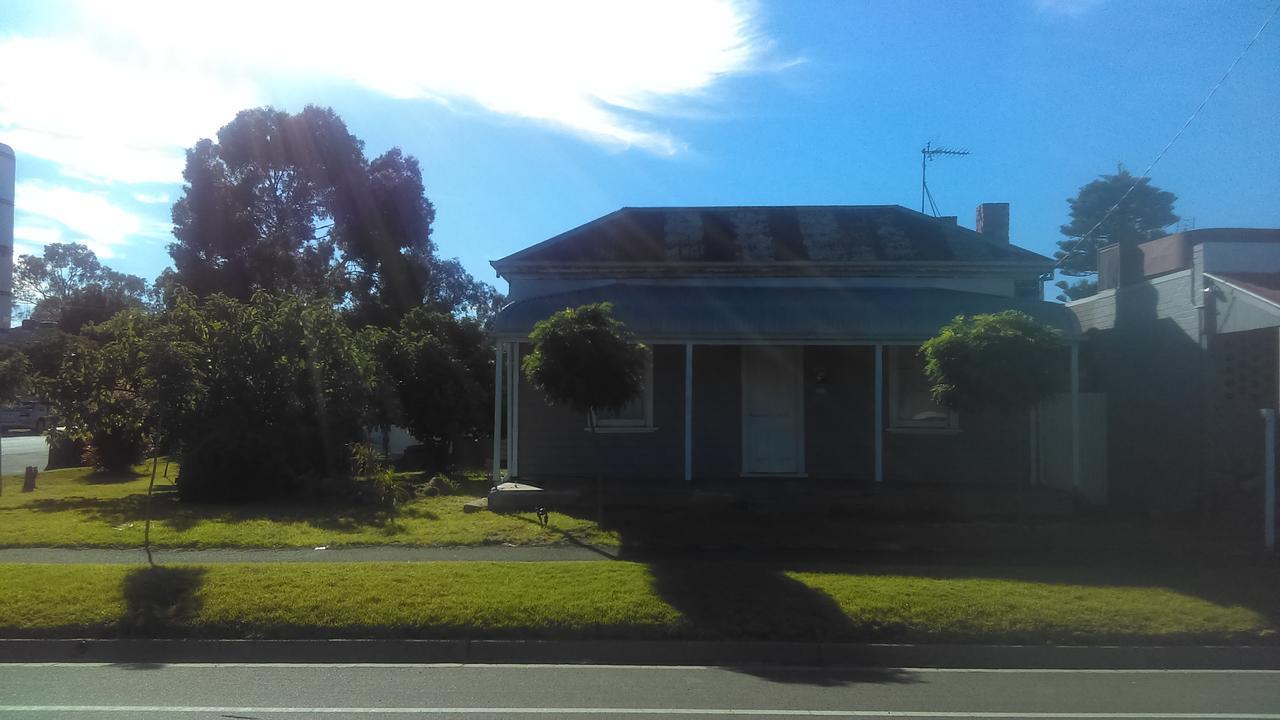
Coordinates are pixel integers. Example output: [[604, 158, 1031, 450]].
[[0, 544, 619, 564], [4, 663, 1280, 718]]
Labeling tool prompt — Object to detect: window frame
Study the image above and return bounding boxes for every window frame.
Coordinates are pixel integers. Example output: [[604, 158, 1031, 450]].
[[887, 345, 960, 433], [588, 348, 655, 432]]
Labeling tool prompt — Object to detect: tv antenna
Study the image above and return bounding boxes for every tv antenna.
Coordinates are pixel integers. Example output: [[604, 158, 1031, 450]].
[[920, 142, 970, 216]]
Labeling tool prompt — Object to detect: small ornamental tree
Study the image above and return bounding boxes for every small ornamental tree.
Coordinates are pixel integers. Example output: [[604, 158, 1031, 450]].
[[921, 311, 1064, 414], [920, 311, 1065, 521], [522, 303, 645, 507]]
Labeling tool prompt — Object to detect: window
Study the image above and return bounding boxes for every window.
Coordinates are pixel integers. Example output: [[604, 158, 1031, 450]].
[[590, 349, 654, 431], [889, 346, 958, 431]]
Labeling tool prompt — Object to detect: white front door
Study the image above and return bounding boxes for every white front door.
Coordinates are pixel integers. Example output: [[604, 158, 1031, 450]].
[[741, 346, 804, 475]]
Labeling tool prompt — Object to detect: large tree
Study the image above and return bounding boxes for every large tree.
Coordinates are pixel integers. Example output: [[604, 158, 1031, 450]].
[[1054, 167, 1178, 301], [13, 242, 147, 332], [168, 105, 494, 326]]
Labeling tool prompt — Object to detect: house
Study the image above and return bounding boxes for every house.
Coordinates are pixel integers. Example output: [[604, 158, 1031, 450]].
[[489, 204, 1084, 505], [1068, 228, 1280, 519]]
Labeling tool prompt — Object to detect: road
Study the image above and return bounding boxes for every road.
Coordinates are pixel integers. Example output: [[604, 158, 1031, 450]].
[[1, 663, 1278, 718], [0, 432, 48, 478]]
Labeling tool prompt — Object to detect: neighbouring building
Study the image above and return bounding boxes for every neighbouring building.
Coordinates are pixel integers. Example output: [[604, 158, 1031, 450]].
[[489, 204, 1089, 509], [1067, 228, 1280, 519]]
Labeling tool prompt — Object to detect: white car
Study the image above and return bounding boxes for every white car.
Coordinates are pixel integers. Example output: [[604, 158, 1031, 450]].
[[0, 401, 51, 433]]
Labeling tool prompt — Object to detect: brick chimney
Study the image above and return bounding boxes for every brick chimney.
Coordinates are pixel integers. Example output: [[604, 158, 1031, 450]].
[[975, 203, 1009, 244]]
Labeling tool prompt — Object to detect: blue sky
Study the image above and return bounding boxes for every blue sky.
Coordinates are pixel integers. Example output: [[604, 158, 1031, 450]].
[[2, 0, 1277, 299]]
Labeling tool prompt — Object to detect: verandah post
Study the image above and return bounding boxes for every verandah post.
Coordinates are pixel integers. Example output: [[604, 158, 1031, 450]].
[[492, 342, 504, 487]]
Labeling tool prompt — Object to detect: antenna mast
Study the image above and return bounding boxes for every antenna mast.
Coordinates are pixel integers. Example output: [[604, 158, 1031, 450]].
[[920, 142, 970, 216]]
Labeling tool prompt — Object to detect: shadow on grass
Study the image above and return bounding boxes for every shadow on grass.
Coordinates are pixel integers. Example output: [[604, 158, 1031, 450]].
[[508, 513, 618, 559], [121, 566, 206, 637], [13, 486, 439, 536], [80, 469, 147, 485]]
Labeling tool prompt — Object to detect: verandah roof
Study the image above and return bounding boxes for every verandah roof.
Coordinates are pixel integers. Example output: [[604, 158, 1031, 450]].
[[493, 284, 1081, 343]]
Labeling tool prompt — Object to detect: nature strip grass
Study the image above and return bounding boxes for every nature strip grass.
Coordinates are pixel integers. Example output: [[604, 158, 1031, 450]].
[[0, 562, 1272, 644]]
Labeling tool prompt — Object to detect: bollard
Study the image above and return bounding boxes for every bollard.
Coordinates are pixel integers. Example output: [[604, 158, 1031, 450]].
[[21, 465, 37, 493]]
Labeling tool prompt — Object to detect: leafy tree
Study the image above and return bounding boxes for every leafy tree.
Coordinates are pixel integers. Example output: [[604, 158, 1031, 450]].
[[1054, 278, 1098, 303], [169, 105, 495, 326], [369, 308, 491, 451], [921, 311, 1065, 520], [523, 303, 646, 421], [523, 303, 645, 510], [149, 291, 379, 502], [921, 311, 1064, 414], [0, 350, 30, 490], [13, 242, 147, 331], [0, 351, 30, 405], [41, 313, 151, 471], [1053, 167, 1178, 300]]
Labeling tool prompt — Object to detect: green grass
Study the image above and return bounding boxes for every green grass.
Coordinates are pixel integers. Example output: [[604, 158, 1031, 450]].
[[0, 465, 617, 549], [0, 562, 1274, 644]]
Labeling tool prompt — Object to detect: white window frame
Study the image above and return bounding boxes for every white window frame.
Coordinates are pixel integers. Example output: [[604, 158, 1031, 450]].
[[887, 345, 959, 432], [588, 348, 656, 433]]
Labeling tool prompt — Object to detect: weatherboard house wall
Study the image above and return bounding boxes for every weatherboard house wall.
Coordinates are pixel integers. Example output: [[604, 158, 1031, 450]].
[[490, 204, 1081, 499], [1068, 228, 1280, 518]]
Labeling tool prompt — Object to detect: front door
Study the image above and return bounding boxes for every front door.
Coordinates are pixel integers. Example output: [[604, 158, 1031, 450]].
[[741, 346, 804, 475]]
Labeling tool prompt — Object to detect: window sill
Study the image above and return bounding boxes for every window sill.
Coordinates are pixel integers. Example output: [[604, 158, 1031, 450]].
[[886, 427, 962, 435], [584, 426, 660, 434]]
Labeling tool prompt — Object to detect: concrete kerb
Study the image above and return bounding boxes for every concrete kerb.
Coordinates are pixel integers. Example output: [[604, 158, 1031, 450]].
[[2, 639, 1278, 669]]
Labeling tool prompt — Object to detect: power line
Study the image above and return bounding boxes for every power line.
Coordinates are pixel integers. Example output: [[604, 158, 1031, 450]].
[[1053, 1, 1280, 270]]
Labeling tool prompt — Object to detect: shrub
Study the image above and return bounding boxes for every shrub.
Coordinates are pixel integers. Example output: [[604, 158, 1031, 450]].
[[161, 292, 379, 502], [83, 427, 147, 473]]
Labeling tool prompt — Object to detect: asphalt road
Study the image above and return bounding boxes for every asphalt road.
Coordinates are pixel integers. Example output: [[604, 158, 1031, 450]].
[[2, 663, 1278, 718], [0, 433, 48, 479]]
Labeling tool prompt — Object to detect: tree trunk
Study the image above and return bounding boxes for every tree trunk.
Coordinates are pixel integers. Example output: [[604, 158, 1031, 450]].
[[589, 410, 603, 523], [143, 440, 161, 567]]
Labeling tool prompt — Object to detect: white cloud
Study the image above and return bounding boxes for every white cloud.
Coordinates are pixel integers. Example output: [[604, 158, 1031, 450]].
[[0, 36, 261, 185], [14, 182, 143, 259], [0, 0, 768, 189], [0, 0, 771, 257]]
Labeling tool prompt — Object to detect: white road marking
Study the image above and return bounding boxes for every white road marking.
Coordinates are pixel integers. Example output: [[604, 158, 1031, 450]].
[[2, 707, 1280, 717], [1, 663, 1278, 674]]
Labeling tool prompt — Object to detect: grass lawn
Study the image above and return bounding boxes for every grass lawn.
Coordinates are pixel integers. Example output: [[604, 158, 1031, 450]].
[[0, 562, 1275, 644], [0, 465, 617, 549]]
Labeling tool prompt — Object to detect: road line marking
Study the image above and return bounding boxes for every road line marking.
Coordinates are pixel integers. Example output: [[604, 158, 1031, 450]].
[[2, 708, 1280, 717], [1, 663, 1278, 674]]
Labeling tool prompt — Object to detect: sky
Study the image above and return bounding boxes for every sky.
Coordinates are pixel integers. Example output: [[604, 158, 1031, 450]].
[[2, 0, 1278, 301]]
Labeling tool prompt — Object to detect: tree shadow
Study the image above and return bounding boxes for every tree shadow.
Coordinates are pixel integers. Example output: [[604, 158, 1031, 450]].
[[120, 566, 206, 637], [11, 486, 440, 536], [80, 469, 147, 485], [507, 513, 619, 559]]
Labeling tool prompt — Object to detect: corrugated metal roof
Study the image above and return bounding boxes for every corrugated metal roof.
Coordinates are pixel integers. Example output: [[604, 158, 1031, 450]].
[[494, 284, 1080, 342], [493, 206, 1051, 271]]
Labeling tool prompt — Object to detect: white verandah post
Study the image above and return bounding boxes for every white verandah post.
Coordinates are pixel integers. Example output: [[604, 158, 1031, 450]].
[[491, 342, 504, 486], [874, 344, 884, 483], [507, 342, 519, 479]]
